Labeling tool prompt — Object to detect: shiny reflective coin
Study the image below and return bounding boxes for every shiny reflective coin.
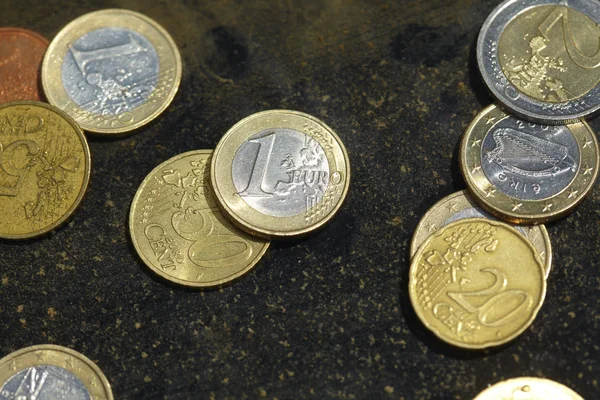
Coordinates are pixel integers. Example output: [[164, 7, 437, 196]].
[[410, 191, 552, 278], [478, 0, 600, 124], [474, 377, 583, 400], [409, 219, 546, 349], [42, 9, 182, 134], [211, 110, 350, 238], [460, 105, 599, 224], [0, 344, 113, 400], [0, 101, 91, 239], [130, 150, 269, 287], [0, 28, 49, 104]]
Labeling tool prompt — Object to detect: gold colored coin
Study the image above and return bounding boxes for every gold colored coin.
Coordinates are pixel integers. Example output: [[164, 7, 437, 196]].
[[0, 101, 91, 239], [0, 344, 113, 399], [460, 105, 599, 224], [211, 110, 350, 238], [474, 377, 583, 400], [130, 150, 269, 287], [410, 191, 552, 278], [42, 9, 182, 134], [409, 218, 546, 349]]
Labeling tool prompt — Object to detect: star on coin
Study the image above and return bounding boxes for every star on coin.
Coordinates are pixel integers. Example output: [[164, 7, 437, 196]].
[[35, 351, 46, 362], [485, 115, 496, 125], [471, 164, 481, 174], [583, 164, 594, 175], [542, 202, 553, 212], [511, 201, 522, 211], [567, 188, 579, 199], [471, 139, 482, 147], [426, 222, 437, 232], [582, 139, 593, 149], [484, 187, 496, 197], [446, 202, 458, 212]]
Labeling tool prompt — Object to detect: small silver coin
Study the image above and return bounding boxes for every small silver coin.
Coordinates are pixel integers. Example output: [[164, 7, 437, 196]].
[[0, 365, 90, 400]]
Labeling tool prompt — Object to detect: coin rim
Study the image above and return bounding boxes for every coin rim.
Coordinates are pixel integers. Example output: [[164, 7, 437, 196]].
[[0, 100, 91, 239], [41, 8, 182, 134], [0, 27, 49, 45], [473, 376, 584, 400], [129, 149, 270, 287], [409, 190, 553, 278], [211, 110, 351, 238], [460, 104, 599, 223], [0, 344, 113, 400], [409, 218, 547, 349]]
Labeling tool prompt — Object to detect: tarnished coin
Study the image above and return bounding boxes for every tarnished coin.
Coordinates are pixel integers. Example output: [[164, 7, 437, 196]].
[[0, 28, 49, 104], [130, 150, 269, 287], [410, 191, 552, 278], [409, 219, 546, 349], [211, 110, 350, 238], [0, 344, 113, 399], [474, 377, 583, 400], [460, 105, 599, 224], [478, 0, 600, 124], [0, 101, 91, 239], [42, 9, 182, 134]]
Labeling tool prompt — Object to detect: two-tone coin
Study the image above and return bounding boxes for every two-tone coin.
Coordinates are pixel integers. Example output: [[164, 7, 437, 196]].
[[0, 101, 91, 239], [130, 150, 269, 287], [0, 28, 49, 104], [478, 0, 600, 124], [211, 110, 350, 238], [410, 191, 552, 278], [409, 218, 546, 349], [474, 377, 583, 400], [0, 344, 113, 399], [42, 9, 182, 135], [460, 105, 599, 224]]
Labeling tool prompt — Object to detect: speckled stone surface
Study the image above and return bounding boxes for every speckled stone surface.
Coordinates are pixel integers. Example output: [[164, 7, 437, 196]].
[[1, 1, 599, 399]]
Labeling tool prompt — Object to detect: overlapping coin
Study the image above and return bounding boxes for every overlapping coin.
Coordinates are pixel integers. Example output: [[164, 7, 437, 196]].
[[42, 9, 182, 134], [211, 110, 350, 238], [474, 377, 583, 400]]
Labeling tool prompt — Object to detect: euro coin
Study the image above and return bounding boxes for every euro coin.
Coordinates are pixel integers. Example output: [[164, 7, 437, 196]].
[[409, 219, 546, 349], [130, 150, 269, 287], [460, 105, 599, 224], [0, 344, 113, 399], [410, 191, 552, 278], [477, 0, 600, 124], [474, 377, 583, 400], [211, 110, 350, 238], [42, 9, 182, 134], [0, 101, 91, 239]]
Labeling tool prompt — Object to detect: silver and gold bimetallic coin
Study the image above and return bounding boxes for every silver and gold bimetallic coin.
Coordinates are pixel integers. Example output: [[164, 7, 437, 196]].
[[211, 110, 350, 238], [474, 377, 583, 400], [409, 219, 546, 349], [0, 101, 91, 239], [130, 150, 269, 287], [460, 105, 599, 224], [42, 9, 182, 135], [0, 345, 113, 400], [410, 191, 552, 278], [478, 0, 600, 124]]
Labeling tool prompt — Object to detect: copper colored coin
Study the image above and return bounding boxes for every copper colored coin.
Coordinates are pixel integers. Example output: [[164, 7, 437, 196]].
[[0, 28, 49, 104]]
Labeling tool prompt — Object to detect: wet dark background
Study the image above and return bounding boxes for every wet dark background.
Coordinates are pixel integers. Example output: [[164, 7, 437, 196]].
[[2, 0, 599, 399]]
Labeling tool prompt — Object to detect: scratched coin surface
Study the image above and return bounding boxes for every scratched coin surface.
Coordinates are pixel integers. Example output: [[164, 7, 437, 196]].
[[0, 345, 113, 400], [478, 0, 600, 123], [474, 377, 583, 400], [211, 110, 350, 238], [0, 28, 49, 104], [409, 219, 546, 349], [0, 101, 91, 239], [410, 191, 552, 278], [460, 105, 599, 223], [42, 9, 182, 134], [130, 150, 269, 287]]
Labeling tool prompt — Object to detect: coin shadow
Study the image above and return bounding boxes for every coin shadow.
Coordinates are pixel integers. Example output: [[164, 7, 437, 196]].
[[467, 34, 494, 110], [450, 131, 468, 192]]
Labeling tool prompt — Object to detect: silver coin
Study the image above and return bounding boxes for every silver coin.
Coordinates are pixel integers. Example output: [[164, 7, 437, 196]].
[[477, 0, 600, 123], [0, 365, 90, 400], [232, 128, 330, 217], [481, 117, 579, 201]]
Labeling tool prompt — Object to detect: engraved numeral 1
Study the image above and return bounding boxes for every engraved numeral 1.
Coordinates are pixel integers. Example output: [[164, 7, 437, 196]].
[[238, 133, 276, 197]]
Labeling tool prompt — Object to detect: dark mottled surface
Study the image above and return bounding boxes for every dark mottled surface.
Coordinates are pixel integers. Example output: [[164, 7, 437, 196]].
[[1, 1, 599, 399]]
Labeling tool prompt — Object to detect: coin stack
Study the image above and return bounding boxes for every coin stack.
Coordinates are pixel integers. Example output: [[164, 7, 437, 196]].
[[408, 0, 600, 355]]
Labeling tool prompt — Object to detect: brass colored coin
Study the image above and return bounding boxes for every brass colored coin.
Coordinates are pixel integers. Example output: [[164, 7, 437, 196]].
[[474, 377, 583, 400], [211, 110, 350, 238], [0, 101, 91, 239], [409, 219, 546, 349], [42, 9, 182, 134], [0, 344, 113, 399], [130, 150, 269, 287], [460, 105, 599, 224], [410, 191, 552, 278]]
